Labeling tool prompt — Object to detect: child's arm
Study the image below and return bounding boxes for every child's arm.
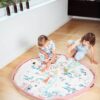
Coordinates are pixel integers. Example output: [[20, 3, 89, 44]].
[[89, 46, 98, 64], [42, 50, 56, 72], [39, 47, 49, 63], [41, 42, 56, 72], [49, 50, 56, 63]]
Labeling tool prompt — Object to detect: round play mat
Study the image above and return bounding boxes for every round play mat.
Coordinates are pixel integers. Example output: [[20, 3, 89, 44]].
[[11, 55, 95, 100]]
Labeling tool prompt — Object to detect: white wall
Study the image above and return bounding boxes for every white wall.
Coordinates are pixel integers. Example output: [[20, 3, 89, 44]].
[[0, 0, 70, 69]]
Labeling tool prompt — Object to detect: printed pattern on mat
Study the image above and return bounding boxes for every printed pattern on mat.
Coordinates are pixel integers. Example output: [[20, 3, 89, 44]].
[[13, 55, 94, 100]]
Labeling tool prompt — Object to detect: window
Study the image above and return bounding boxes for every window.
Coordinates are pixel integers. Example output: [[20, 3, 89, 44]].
[[0, 0, 25, 8], [0, 0, 55, 18]]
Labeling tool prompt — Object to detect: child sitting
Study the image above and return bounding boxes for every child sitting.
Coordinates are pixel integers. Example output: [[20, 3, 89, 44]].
[[67, 32, 98, 64], [38, 35, 56, 71]]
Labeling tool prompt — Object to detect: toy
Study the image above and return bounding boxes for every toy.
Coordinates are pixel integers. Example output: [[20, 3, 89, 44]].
[[64, 67, 68, 73], [31, 59, 41, 69]]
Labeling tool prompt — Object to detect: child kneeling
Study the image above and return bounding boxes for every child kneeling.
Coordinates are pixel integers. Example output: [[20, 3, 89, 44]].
[[67, 32, 98, 64]]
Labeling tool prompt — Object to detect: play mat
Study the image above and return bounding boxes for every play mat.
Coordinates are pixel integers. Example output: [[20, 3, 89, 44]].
[[11, 54, 95, 100]]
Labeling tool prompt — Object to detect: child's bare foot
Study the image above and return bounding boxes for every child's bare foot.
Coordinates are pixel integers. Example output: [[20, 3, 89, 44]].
[[41, 62, 51, 72]]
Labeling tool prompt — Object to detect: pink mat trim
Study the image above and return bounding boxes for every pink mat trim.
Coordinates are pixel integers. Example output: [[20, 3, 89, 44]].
[[10, 54, 95, 100]]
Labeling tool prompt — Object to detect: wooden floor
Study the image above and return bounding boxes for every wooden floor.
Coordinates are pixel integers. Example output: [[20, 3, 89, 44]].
[[0, 19, 100, 100]]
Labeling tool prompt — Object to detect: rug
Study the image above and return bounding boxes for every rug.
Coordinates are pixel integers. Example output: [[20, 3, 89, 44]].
[[11, 55, 95, 100]]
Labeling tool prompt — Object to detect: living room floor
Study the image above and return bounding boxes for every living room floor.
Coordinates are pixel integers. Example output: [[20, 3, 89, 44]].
[[0, 19, 100, 100]]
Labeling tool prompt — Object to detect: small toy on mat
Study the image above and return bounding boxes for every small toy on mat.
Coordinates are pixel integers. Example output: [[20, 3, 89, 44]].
[[64, 67, 68, 73], [31, 59, 41, 69], [43, 76, 51, 84]]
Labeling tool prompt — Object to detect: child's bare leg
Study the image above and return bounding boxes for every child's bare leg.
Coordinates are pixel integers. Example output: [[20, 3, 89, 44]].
[[41, 56, 57, 72], [66, 40, 76, 58], [86, 53, 98, 64], [51, 55, 57, 64], [67, 44, 73, 48], [67, 49, 76, 58], [41, 54, 57, 72]]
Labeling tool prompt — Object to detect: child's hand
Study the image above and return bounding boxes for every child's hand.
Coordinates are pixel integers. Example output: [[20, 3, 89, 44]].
[[92, 60, 98, 65], [44, 59, 50, 63], [41, 62, 51, 72], [41, 67, 47, 72], [90, 59, 98, 65]]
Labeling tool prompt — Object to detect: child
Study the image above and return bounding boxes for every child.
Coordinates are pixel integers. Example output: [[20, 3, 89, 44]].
[[67, 32, 98, 64], [38, 35, 56, 71]]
